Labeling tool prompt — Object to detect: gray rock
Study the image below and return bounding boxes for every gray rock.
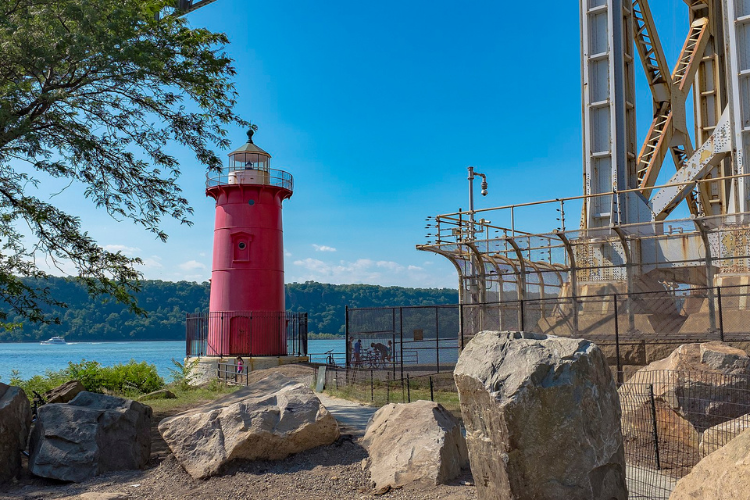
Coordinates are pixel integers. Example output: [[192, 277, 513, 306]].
[[44, 380, 85, 404], [699, 413, 750, 457], [138, 389, 176, 401], [28, 391, 152, 482], [625, 342, 750, 430], [0, 383, 31, 482], [454, 331, 627, 500], [670, 428, 750, 500], [158, 372, 339, 479], [363, 400, 468, 489]]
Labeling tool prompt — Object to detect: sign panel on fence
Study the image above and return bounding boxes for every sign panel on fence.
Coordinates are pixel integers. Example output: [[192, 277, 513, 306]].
[[315, 366, 326, 392]]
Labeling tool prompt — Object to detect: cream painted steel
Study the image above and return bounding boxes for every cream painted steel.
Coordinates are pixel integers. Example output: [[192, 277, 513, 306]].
[[420, 1, 750, 318], [692, 1, 730, 216], [650, 109, 733, 219], [724, 0, 750, 213], [580, 0, 644, 228]]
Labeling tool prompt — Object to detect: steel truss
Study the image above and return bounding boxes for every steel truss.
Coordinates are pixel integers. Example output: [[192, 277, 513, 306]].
[[420, 1, 750, 325]]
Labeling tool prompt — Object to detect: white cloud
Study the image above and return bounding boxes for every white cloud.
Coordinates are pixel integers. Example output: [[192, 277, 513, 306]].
[[376, 260, 404, 272], [178, 260, 207, 271], [104, 244, 141, 256], [290, 257, 454, 288], [285, 251, 293, 257], [312, 244, 337, 252], [139, 256, 164, 270]]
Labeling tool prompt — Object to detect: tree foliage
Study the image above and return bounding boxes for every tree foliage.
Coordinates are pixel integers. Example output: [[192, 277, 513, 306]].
[[0, 0, 244, 325], [0, 277, 458, 342]]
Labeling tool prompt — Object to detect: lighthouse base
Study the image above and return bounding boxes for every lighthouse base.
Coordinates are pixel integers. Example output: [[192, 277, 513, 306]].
[[187, 355, 310, 386]]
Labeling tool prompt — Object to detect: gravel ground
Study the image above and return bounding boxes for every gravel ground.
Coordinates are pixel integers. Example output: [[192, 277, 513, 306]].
[[0, 365, 476, 500]]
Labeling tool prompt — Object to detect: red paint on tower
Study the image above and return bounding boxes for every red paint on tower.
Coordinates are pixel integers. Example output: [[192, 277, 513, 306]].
[[205, 129, 294, 356]]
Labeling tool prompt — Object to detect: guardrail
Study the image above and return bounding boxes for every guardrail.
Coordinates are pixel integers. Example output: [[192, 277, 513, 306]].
[[206, 166, 293, 191]]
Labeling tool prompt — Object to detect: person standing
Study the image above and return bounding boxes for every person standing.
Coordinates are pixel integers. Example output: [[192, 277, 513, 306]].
[[354, 338, 362, 367], [236, 356, 244, 383]]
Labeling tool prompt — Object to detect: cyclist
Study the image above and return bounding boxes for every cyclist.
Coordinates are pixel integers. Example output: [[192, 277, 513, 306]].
[[371, 342, 388, 366]]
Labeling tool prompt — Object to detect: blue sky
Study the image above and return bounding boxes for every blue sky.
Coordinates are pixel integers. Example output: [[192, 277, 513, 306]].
[[32, 0, 692, 289]]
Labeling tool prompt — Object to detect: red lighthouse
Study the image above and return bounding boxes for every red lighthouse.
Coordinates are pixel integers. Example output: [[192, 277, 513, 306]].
[[205, 127, 294, 356]]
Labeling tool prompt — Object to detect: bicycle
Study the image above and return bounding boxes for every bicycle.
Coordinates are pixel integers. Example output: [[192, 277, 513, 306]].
[[324, 349, 337, 368]]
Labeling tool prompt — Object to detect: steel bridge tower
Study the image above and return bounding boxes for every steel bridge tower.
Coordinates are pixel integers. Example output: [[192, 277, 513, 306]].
[[418, 0, 750, 341]]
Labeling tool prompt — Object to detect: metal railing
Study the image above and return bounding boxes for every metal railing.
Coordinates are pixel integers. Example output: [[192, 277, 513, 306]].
[[185, 311, 307, 357], [206, 166, 293, 191], [345, 284, 750, 380]]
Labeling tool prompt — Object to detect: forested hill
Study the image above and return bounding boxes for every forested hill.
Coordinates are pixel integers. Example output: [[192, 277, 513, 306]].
[[0, 278, 457, 342]]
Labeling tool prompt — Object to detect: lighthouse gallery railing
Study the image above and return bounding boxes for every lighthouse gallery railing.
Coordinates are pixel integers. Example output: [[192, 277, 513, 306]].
[[205, 166, 293, 191]]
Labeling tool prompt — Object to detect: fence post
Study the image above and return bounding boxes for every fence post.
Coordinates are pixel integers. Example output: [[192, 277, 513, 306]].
[[246, 365, 248, 386], [370, 370, 374, 402], [613, 294, 622, 386], [430, 376, 434, 402], [459, 303, 465, 350], [407, 374, 411, 403], [649, 384, 661, 471], [401, 376, 405, 403], [345, 306, 350, 368], [717, 286, 725, 342], [435, 307, 440, 374], [386, 371, 390, 403], [399, 307, 404, 383], [520, 299, 525, 331]]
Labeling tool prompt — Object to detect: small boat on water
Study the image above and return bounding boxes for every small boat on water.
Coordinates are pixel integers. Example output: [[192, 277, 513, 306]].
[[40, 336, 66, 345]]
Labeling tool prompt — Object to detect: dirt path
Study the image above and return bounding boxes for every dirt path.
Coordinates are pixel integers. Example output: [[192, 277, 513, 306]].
[[317, 393, 379, 436]]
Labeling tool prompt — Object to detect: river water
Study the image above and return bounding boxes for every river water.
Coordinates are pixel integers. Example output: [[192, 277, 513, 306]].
[[0, 339, 347, 383]]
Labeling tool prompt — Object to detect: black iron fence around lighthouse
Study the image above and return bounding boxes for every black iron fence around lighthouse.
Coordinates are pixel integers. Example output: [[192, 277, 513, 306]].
[[185, 311, 308, 357]]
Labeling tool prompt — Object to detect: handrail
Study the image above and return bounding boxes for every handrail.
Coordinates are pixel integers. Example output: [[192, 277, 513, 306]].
[[206, 166, 294, 191]]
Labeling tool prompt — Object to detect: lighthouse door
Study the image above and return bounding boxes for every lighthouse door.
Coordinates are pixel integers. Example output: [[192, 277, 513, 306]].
[[229, 314, 251, 355]]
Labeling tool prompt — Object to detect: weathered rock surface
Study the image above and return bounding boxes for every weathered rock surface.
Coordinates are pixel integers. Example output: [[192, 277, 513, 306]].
[[625, 342, 750, 430], [454, 331, 627, 500], [619, 390, 700, 457], [158, 372, 340, 479], [670, 427, 750, 499], [44, 380, 85, 404], [138, 389, 176, 401], [699, 413, 750, 457], [28, 391, 152, 482], [0, 383, 32, 482], [362, 400, 468, 489]]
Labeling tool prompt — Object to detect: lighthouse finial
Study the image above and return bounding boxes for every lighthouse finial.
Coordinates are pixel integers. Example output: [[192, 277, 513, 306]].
[[247, 123, 258, 144]]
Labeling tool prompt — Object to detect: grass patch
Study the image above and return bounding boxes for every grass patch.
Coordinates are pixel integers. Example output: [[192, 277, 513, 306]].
[[324, 374, 461, 418], [146, 381, 240, 413]]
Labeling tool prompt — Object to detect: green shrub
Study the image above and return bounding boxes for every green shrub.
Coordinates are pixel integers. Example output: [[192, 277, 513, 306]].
[[10, 359, 164, 400], [168, 358, 198, 390], [102, 360, 164, 395], [66, 360, 106, 392]]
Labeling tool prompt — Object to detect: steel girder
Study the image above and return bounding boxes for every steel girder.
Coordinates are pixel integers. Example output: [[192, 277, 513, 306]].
[[581, 0, 750, 225]]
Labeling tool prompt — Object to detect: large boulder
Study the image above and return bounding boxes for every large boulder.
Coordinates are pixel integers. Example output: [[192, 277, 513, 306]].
[[454, 331, 627, 500], [624, 342, 750, 431], [0, 383, 32, 482], [362, 400, 468, 489], [43, 380, 84, 404], [699, 413, 750, 457], [158, 372, 339, 479], [670, 428, 750, 499], [28, 391, 152, 482]]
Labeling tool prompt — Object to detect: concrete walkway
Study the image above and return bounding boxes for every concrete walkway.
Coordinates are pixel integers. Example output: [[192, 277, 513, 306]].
[[317, 393, 378, 436]]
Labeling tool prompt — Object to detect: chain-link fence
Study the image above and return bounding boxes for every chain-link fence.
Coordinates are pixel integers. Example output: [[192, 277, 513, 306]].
[[345, 285, 750, 379], [312, 366, 750, 500]]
